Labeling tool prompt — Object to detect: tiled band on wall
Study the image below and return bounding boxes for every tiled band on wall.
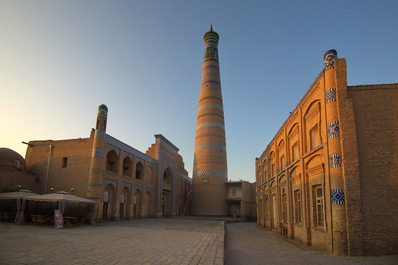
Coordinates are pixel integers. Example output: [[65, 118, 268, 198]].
[[198, 103, 223, 111], [200, 86, 221, 94], [327, 121, 340, 139], [194, 170, 227, 178]]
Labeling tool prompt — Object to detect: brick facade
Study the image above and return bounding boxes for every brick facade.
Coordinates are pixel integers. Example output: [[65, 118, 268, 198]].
[[24, 105, 191, 222], [255, 50, 398, 256]]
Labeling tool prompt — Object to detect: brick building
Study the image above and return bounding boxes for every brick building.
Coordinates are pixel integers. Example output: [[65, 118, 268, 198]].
[[225, 180, 256, 221], [24, 104, 191, 221], [255, 49, 398, 256]]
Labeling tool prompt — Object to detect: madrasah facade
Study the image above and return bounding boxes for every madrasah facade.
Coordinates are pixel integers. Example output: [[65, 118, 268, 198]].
[[255, 49, 398, 256], [24, 104, 191, 221]]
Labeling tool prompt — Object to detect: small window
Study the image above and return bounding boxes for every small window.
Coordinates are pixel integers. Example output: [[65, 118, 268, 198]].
[[310, 124, 319, 150], [313, 186, 324, 227], [202, 178, 208, 184], [282, 193, 287, 223], [294, 190, 302, 223], [232, 189, 236, 196], [62, 157, 68, 168], [280, 155, 285, 170], [292, 142, 299, 161]]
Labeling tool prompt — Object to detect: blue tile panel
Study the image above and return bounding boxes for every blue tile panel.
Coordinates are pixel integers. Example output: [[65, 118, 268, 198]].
[[327, 121, 340, 139], [331, 189, 345, 204], [329, 154, 342, 168], [93, 148, 104, 159], [325, 87, 336, 103]]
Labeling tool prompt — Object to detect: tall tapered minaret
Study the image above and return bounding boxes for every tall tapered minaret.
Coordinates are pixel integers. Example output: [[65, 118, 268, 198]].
[[192, 26, 227, 215]]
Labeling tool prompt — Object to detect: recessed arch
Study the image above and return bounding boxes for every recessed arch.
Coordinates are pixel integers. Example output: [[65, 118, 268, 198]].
[[106, 150, 119, 173]]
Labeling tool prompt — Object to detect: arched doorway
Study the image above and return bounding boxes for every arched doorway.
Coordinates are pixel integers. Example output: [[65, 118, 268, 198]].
[[133, 189, 142, 219], [119, 188, 130, 220], [162, 167, 173, 217], [103, 184, 116, 221]]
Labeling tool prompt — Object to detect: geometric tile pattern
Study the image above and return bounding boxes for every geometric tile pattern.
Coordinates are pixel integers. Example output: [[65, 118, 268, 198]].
[[195, 170, 227, 178], [200, 86, 221, 95], [93, 148, 104, 159], [325, 87, 336, 104], [95, 129, 105, 139], [329, 153, 342, 168], [327, 121, 340, 139], [198, 103, 223, 111], [331, 189, 345, 204]]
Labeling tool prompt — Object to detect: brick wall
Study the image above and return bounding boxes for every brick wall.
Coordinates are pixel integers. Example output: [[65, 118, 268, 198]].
[[348, 84, 398, 255]]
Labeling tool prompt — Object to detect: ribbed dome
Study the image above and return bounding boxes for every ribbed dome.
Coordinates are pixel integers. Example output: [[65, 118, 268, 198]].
[[0, 148, 26, 171]]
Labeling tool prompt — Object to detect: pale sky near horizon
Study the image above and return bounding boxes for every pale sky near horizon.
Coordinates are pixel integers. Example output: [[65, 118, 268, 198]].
[[1, 0, 397, 182]]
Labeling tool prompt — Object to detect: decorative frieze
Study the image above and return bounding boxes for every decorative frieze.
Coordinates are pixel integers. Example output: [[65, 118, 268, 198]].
[[194, 170, 227, 178]]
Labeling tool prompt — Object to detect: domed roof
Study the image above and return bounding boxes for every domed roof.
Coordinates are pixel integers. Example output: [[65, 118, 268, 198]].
[[0, 148, 26, 171], [98, 104, 108, 114]]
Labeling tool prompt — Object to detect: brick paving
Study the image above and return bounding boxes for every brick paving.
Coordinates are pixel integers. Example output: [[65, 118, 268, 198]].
[[0, 218, 224, 265], [2, 219, 398, 265], [225, 222, 398, 265]]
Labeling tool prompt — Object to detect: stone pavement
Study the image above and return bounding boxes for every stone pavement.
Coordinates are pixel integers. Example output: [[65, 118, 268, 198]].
[[0, 218, 224, 265], [225, 222, 398, 265]]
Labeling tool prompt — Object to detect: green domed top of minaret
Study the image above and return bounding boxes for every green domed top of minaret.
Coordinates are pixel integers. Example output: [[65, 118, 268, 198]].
[[204, 25, 219, 43], [98, 104, 108, 114]]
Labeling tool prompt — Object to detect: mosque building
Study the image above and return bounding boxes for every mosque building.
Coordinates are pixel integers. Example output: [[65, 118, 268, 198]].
[[22, 104, 191, 221], [255, 49, 398, 256]]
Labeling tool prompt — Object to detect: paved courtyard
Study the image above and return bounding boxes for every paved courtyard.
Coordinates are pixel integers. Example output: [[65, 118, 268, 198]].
[[0, 218, 224, 265], [225, 222, 398, 265], [1, 219, 398, 265]]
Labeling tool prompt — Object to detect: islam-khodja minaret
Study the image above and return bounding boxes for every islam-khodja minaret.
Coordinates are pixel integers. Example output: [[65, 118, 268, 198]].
[[192, 26, 227, 216]]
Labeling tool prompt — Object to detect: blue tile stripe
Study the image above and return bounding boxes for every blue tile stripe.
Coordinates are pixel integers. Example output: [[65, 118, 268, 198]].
[[202, 65, 219, 71], [201, 80, 221, 86], [193, 170, 227, 178]]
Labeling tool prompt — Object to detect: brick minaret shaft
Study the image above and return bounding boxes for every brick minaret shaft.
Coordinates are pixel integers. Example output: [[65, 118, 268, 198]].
[[192, 26, 228, 215], [324, 50, 348, 255], [87, 104, 108, 216]]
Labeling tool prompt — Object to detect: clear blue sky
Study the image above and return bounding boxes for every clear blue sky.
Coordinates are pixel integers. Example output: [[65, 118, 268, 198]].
[[1, 0, 397, 182]]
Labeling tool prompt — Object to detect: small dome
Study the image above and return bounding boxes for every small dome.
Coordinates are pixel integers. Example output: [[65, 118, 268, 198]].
[[0, 148, 26, 171], [98, 104, 108, 114], [324, 49, 338, 67]]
